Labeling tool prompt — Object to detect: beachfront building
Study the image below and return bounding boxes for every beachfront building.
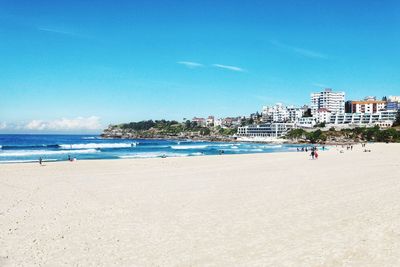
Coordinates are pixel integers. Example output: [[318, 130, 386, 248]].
[[206, 116, 215, 126], [262, 103, 288, 122], [387, 101, 399, 111], [310, 88, 345, 115], [388, 96, 400, 102], [329, 110, 397, 127], [347, 97, 386, 113], [222, 117, 241, 127], [237, 123, 296, 138], [262, 103, 303, 123], [296, 117, 317, 128], [287, 106, 304, 122], [192, 117, 206, 126], [387, 96, 400, 111], [214, 118, 223, 127], [315, 108, 332, 123]]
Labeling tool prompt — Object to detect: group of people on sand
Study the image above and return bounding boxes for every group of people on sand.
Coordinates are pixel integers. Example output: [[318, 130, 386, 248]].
[[310, 146, 319, 160], [39, 155, 76, 165], [296, 146, 321, 160]]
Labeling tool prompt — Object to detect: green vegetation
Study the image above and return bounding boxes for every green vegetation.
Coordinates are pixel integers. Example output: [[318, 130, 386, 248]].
[[285, 129, 326, 143], [111, 120, 237, 137], [314, 122, 326, 128], [393, 110, 400, 127]]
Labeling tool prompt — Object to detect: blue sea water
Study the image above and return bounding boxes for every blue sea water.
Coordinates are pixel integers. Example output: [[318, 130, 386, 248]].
[[0, 134, 302, 163]]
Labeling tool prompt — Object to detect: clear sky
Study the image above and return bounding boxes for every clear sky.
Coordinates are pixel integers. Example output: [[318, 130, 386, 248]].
[[0, 0, 399, 133]]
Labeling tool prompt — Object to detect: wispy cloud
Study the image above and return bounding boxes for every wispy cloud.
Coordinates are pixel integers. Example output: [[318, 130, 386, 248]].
[[212, 64, 245, 72], [177, 61, 204, 68], [37, 27, 88, 38], [24, 116, 101, 131], [270, 40, 329, 60]]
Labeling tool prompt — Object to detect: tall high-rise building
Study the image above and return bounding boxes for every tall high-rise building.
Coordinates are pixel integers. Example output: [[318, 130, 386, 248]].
[[310, 88, 345, 115]]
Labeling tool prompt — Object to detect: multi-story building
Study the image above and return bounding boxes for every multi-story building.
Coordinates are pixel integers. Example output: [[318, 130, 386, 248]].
[[287, 106, 304, 122], [237, 123, 296, 138], [387, 96, 400, 111], [191, 117, 206, 126], [329, 110, 397, 128], [388, 96, 400, 102], [310, 88, 345, 115], [262, 103, 303, 123], [206, 116, 215, 126], [387, 102, 399, 111], [262, 103, 288, 122], [297, 117, 317, 128], [315, 108, 331, 123], [347, 97, 386, 113]]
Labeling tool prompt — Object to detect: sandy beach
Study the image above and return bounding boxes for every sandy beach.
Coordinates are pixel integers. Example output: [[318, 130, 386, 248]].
[[1, 143, 400, 266]]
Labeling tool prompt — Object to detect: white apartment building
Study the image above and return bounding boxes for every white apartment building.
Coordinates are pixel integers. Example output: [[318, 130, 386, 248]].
[[206, 116, 215, 126], [315, 108, 331, 123], [237, 123, 296, 138], [287, 106, 304, 122], [311, 88, 345, 115], [329, 111, 397, 127], [388, 96, 400, 102], [296, 117, 317, 128], [262, 103, 303, 122]]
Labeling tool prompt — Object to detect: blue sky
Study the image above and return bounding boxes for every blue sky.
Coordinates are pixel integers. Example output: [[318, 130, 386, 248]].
[[0, 0, 399, 133]]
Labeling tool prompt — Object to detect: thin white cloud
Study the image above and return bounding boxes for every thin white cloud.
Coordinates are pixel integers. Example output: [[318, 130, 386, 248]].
[[177, 61, 204, 68], [37, 27, 88, 38], [25, 116, 101, 131], [270, 40, 329, 60], [212, 64, 245, 72]]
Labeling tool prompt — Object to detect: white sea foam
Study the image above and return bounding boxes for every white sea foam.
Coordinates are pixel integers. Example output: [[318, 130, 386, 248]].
[[59, 143, 136, 149], [0, 149, 98, 157], [0, 159, 37, 163], [214, 143, 236, 147], [119, 152, 189, 159], [171, 145, 208, 150]]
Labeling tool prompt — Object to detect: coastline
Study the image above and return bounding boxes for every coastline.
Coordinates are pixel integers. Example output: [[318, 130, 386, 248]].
[[1, 143, 400, 266]]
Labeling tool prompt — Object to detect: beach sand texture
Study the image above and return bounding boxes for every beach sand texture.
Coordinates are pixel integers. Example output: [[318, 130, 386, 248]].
[[1, 143, 400, 266]]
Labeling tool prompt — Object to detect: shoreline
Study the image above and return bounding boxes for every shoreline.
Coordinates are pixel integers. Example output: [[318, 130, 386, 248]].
[[0, 141, 382, 165]]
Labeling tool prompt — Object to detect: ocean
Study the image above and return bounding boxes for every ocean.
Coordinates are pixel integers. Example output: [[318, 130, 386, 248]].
[[0, 134, 302, 163]]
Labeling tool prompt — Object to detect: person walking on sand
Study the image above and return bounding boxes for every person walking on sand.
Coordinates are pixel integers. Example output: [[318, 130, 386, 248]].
[[310, 150, 315, 159], [39, 157, 43, 165], [315, 151, 319, 159]]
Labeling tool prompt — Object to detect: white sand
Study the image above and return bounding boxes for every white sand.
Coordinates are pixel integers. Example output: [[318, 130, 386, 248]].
[[1, 143, 400, 266]]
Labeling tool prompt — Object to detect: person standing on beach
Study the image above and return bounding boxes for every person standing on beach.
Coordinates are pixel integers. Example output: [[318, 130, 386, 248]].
[[315, 151, 319, 159], [311, 150, 315, 159], [39, 157, 42, 165]]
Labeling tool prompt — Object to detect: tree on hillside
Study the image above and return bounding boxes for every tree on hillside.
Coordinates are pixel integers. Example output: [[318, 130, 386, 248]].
[[303, 108, 312, 117]]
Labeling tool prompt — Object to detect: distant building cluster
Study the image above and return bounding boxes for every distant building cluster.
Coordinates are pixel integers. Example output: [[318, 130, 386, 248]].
[[191, 116, 242, 128], [237, 88, 400, 138]]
